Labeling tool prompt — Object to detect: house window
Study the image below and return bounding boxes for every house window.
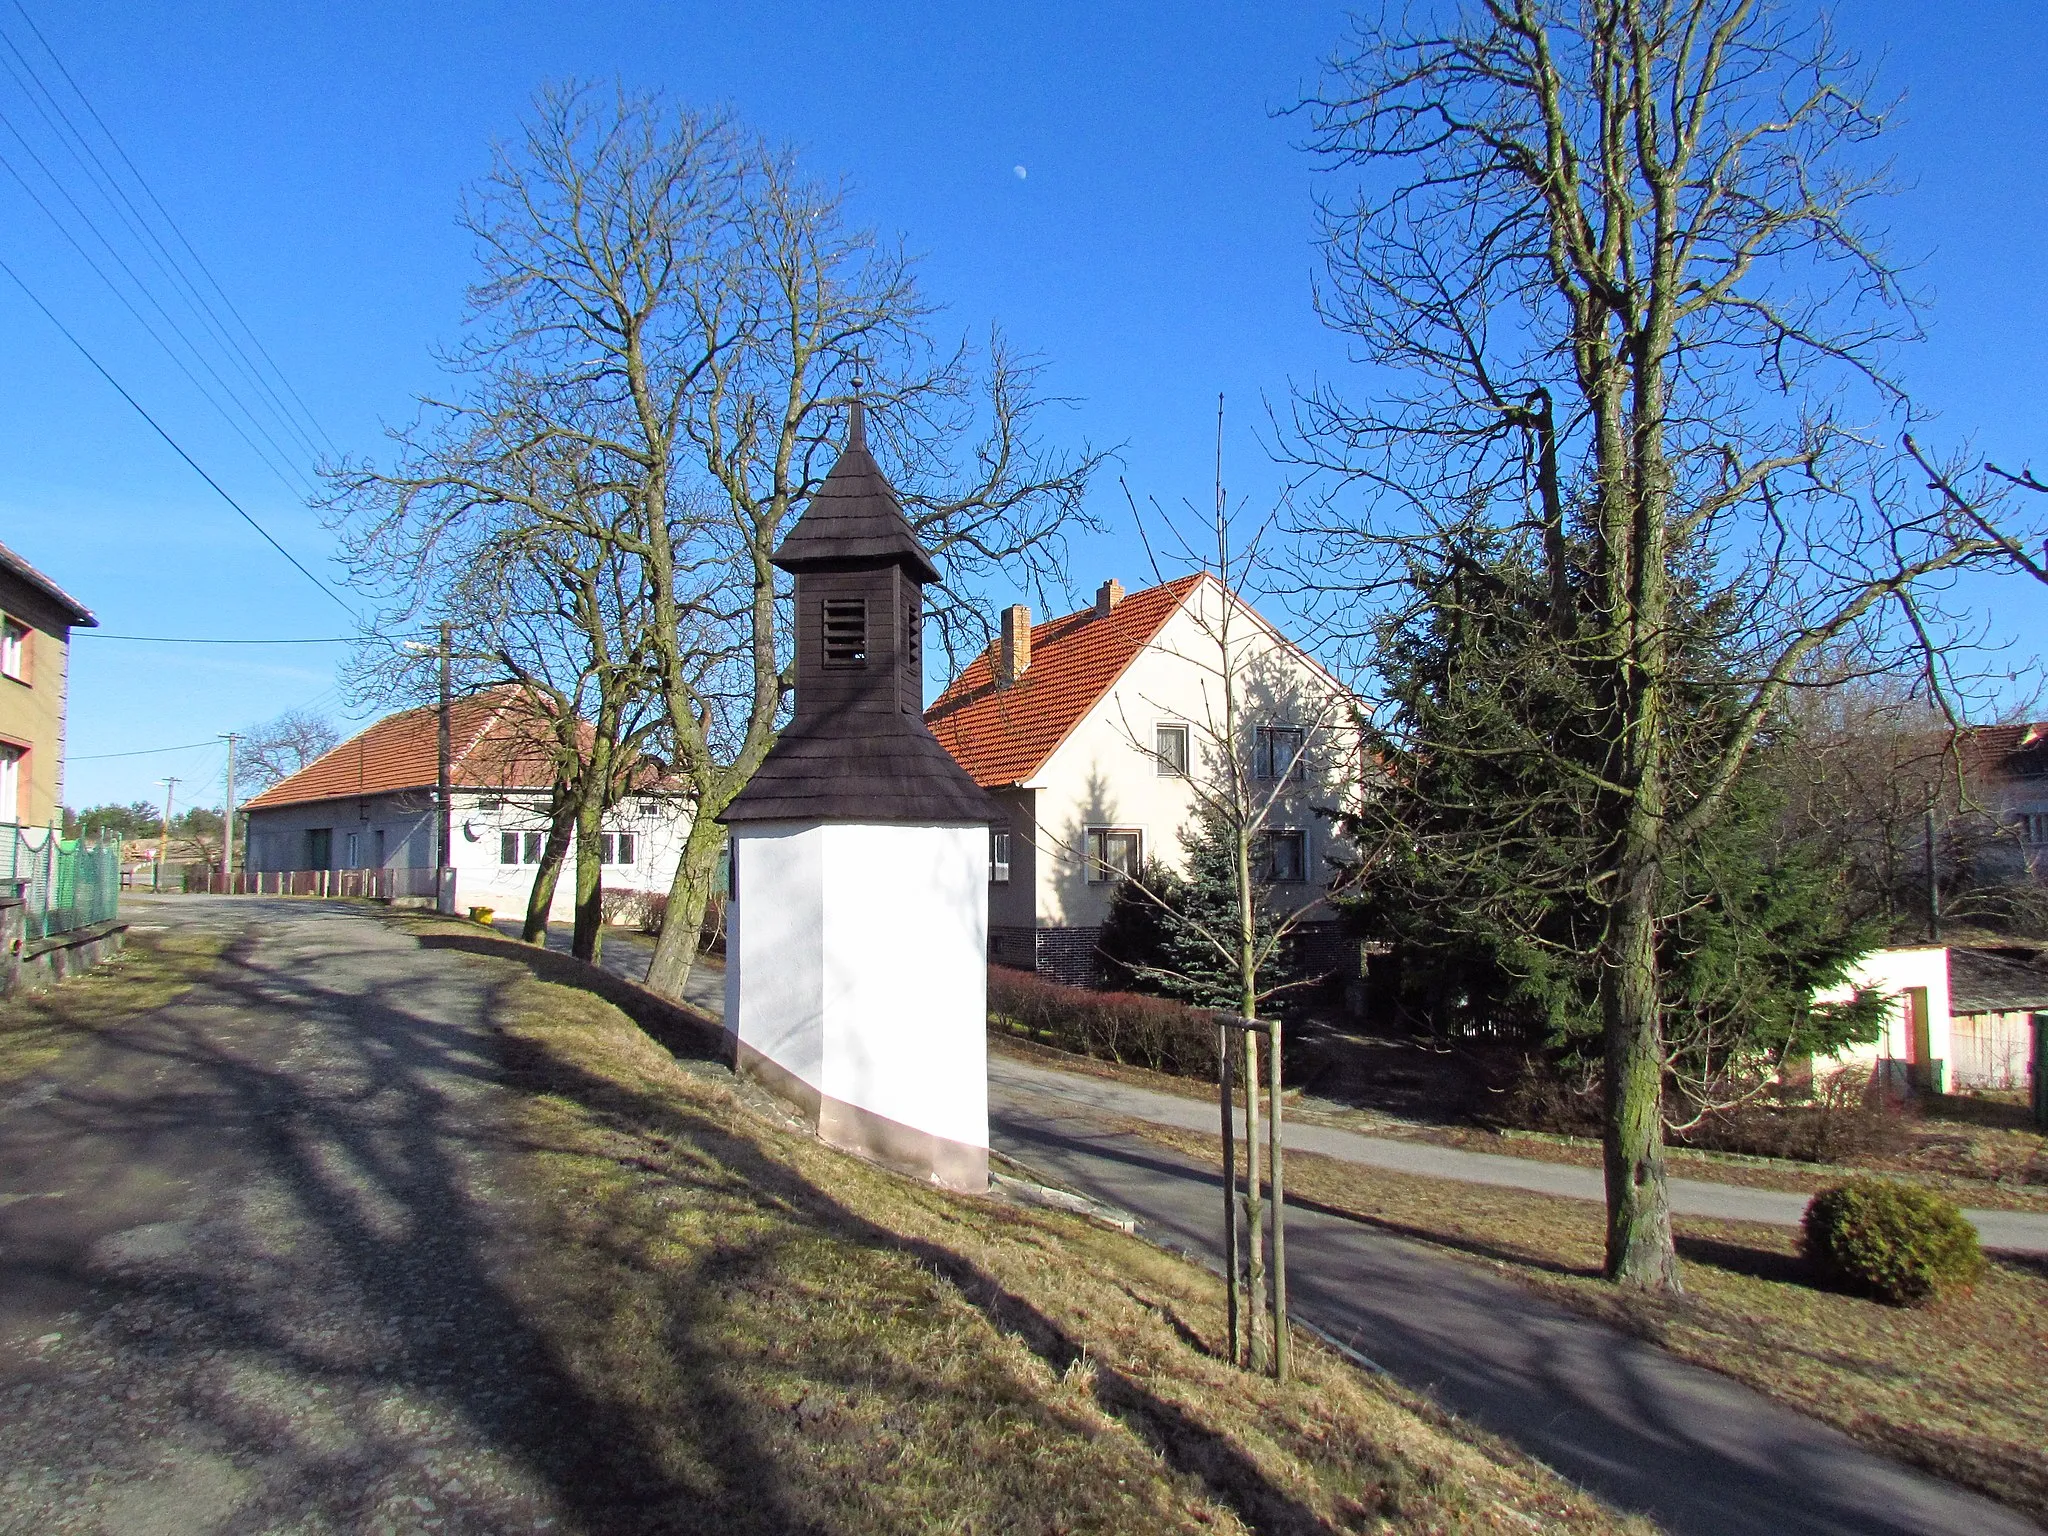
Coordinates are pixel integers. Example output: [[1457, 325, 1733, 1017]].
[[2022, 813, 2048, 846], [990, 828, 1011, 883], [0, 618, 25, 682], [500, 832, 520, 866], [306, 828, 332, 868], [599, 832, 637, 866], [1260, 828, 1307, 884], [0, 743, 18, 822], [822, 597, 868, 668], [1154, 723, 1189, 777], [1086, 827, 1142, 883], [1254, 725, 1305, 782], [522, 831, 545, 864], [345, 831, 360, 868]]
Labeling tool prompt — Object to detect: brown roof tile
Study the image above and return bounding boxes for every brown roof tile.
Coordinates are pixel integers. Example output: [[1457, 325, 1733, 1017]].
[[244, 687, 568, 810], [925, 575, 1203, 787]]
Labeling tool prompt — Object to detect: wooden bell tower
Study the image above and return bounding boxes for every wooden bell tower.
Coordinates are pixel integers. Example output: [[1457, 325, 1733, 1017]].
[[719, 396, 999, 1192]]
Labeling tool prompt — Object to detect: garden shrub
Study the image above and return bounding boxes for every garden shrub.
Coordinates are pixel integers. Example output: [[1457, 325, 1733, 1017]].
[[987, 966, 1219, 1078], [1801, 1177, 1987, 1306]]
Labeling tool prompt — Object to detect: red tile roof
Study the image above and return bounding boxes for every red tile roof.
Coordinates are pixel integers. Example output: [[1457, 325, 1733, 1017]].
[[925, 575, 1204, 787], [244, 687, 569, 810]]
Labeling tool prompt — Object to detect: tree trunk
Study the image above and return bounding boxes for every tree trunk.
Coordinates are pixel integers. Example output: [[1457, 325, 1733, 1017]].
[[644, 809, 727, 999], [521, 791, 578, 943], [1599, 855, 1681, 1291], [571, 782, 605, 964], [1236, 824, 1266, 1372]]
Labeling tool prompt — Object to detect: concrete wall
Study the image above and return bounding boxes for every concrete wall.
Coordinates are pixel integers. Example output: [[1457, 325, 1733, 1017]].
[[1023, 579, 1358, 932], [0, 569, 76, 826], [245, 787, 693, 922], [728, 820, 988, 1191]]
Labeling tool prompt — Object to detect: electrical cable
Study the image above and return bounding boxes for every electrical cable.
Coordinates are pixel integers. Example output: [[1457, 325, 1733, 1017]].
[[6, 0, 338, 460], [76, 633, 356, 644], [0, 250, 358, 618], [72, 737, 221, 760], [0, 32, 324, 466]]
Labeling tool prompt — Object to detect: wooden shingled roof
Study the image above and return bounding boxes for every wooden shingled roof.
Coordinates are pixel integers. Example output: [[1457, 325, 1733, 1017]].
[[925, 574, 1205, 788], [770, 401, 940, 582], [243, 687, 567, 810]]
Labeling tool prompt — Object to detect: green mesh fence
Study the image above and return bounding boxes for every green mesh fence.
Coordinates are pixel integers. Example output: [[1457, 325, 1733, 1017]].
[[2, 824, 120, 941]]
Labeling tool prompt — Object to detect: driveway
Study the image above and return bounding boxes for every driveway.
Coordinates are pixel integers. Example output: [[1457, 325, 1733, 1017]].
[[0, 895, 706, 1535]]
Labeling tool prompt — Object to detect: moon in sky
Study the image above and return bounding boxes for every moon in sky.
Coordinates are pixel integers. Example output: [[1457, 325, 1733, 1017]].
[[1013, 165, 1027, 180]]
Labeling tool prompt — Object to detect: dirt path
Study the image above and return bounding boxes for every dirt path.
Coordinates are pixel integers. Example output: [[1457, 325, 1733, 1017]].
[[0, 896, 640, 1535]]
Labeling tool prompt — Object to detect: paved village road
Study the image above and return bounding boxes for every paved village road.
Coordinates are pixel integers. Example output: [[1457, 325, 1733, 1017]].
[[990, 1086, 2042, 1536], [0, 896, 720, 1536], [988, 1054, 2048, 1254]]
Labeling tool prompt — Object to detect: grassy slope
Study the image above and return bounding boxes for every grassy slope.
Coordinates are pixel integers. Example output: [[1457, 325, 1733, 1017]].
[[0, 925, 229, 1086], [418, 918, 1650, 1536], [1126, 1117, 2048, 1527]]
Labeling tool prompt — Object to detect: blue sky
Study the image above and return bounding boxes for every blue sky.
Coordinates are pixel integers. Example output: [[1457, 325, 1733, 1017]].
[[2, 1, 2043, 812]]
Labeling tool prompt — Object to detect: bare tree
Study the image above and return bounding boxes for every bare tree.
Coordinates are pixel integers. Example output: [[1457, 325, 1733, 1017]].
[[344, 83, 1105, 1001], [335, 409, 664, 963], [1291, 0, 2046, 1288], [237, 708, 340, 795]]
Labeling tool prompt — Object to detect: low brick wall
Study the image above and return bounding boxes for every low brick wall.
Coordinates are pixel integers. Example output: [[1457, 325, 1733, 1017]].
[[1, 908, 127, 997]]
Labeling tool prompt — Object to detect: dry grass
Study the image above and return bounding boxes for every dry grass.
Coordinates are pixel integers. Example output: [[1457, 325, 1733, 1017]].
[[994, 1031, 2048, 1212], [1127, 1117, 2048, 1527], [401, 916, 1649, 1536], [0, 925, 230, 1085]]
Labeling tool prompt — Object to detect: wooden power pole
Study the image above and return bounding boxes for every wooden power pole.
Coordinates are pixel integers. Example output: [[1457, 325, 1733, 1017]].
[[154, 776, 178, 893]]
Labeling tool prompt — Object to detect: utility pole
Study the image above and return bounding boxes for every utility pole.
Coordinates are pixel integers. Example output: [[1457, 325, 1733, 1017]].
[[154, 776, 178, 894], [437, 621, 454, 913], [1926, 808, 1942, 943], [221, 733, 239, 888]]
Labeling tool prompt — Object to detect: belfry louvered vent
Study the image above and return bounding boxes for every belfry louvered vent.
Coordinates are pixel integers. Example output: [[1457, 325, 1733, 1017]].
[[822, 597, 868, 668]]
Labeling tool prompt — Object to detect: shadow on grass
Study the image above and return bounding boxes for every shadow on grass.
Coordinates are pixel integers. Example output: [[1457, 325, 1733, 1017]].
[[1921, 1092, 2039, 1135], [1674, 1233, 1812, 1288], [415, 929, 730, 1069], [491, 998, 1351, 1536]]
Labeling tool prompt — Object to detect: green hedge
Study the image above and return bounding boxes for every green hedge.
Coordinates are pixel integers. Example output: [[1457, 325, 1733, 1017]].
[[1801, 1177, 1986, 1306], [988, 966, 1219, 1078]]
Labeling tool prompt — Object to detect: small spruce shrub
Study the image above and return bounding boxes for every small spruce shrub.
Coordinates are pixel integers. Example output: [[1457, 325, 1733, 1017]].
[[1801, 1177, 1986, 1306]]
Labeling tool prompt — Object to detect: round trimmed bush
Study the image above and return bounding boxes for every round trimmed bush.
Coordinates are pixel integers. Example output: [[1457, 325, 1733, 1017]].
[[1801, 1178, 1986, 1306]]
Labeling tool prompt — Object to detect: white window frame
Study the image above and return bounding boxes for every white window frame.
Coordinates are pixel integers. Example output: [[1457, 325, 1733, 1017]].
[[1085, 826, 1143, 884], [522, 831, 544, 864], [0, 743, 19, 822], [1154, 722, 1190, 777], [500, 831, 520, 866], [989, 828, 1011, 883], [0, 618, 25, 682]]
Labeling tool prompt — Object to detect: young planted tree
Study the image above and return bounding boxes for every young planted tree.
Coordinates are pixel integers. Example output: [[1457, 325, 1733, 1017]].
[[1293, 0, 2047, 1287], [1082, 431, 1359, 1375], [437, 83, 1103, 1002]]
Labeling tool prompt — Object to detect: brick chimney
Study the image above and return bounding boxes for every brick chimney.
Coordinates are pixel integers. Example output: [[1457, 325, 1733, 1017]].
[[1095, 578, 1125, 617], [998, 603, 1032, 686]]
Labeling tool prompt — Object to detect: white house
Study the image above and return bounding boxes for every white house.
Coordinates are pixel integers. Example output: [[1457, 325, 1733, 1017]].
[[242, 687, 691, 922], [1811, 946, 1953, 1094], [926, 573, 1360, 983]]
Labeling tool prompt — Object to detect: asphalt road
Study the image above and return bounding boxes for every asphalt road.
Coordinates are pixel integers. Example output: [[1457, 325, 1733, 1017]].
[[991, 1080, 2041, 1536], [989, 1053, 2048, 1254], [0, 896, 714, 1535]]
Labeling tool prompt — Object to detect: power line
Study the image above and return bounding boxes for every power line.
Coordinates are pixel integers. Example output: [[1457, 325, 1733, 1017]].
[[77, 633, 356, 644], [5, 0, 338, 462], [0, 251, 358, 618], [73, 737, 220, 760]]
